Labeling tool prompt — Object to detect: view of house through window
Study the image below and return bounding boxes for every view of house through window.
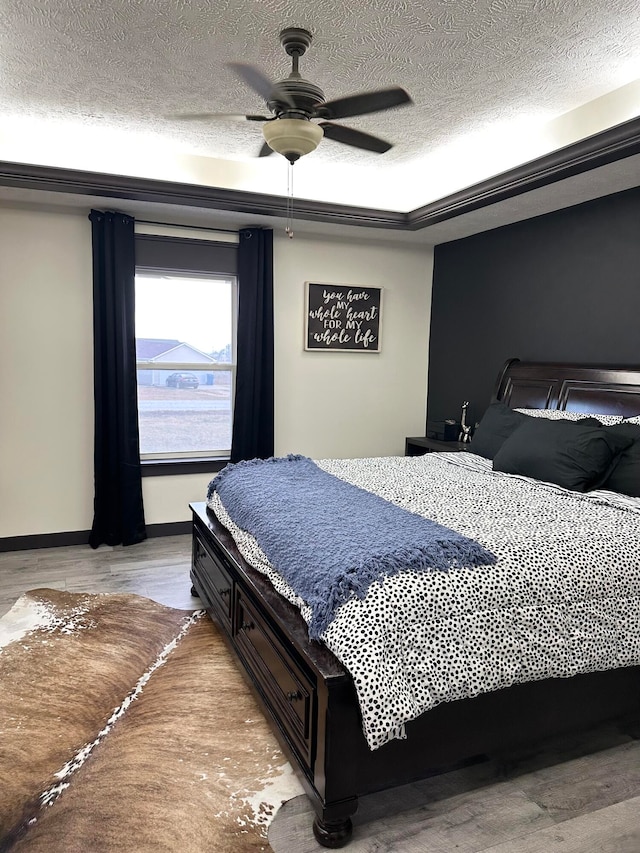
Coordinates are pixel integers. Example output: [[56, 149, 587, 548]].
[[135, 273, 236, 459]]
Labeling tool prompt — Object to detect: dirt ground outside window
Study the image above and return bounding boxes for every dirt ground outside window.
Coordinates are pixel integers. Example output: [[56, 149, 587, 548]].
[[137, 384, 232, 455]]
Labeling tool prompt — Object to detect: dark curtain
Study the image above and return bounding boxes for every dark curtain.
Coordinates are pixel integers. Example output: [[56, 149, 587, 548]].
[[230, 228, 274, 462], [89, 210, 146, 548]]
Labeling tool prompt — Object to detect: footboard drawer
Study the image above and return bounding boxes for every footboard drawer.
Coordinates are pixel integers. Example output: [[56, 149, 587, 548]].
[[192, 532, 233, 630], [235, 589, 315, 767]]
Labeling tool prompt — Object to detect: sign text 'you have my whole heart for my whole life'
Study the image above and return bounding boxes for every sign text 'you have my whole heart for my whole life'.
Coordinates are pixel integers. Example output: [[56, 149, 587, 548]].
[[305, 283, 382, 352]]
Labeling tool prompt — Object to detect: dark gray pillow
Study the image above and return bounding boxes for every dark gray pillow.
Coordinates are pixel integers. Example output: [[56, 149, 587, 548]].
[[470, 402, 529, 460], [492, 418, 634, 492], [600, 423, 640, 497]]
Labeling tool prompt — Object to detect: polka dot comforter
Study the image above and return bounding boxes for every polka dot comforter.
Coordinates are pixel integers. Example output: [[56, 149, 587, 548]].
[[208, 451, 640, 751]]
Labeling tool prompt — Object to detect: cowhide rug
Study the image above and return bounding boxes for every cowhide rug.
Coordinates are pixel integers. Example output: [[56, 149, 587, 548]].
[[0, 589, 303, 853]]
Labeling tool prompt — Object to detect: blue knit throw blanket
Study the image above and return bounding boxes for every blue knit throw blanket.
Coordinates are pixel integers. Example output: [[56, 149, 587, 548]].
[[209, 455, 497, 640]]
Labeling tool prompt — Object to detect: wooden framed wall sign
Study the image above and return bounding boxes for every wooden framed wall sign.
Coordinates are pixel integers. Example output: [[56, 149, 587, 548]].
[[304, 282, 382, 352]]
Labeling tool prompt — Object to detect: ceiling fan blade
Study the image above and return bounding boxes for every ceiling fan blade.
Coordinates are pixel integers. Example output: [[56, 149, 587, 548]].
[[226, 62, 295, 108], [166, 113, 269, 122], [315, 87, 412, 120], [258, 142, 274, 157], [319, 122, 392, 154]]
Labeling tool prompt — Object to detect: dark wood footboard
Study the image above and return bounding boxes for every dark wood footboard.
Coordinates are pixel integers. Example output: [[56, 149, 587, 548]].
[[190, 500, 640, 847], [190, 501, 361, 846]]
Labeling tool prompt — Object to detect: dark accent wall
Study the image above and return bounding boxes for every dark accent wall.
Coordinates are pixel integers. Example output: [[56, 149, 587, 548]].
[[427, 185, 640, 428]]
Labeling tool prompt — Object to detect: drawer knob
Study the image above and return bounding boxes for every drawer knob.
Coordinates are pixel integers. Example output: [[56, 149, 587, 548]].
[[241, 621, 255, 632], [218, 588, 230, 598], [287, 690, 302, 702]]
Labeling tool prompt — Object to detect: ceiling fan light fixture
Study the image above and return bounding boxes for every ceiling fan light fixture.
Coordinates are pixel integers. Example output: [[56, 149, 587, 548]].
[[262, 118, 324, 163]]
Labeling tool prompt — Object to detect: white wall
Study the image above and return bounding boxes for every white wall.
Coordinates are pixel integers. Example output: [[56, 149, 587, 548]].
[[273, 231, 432, 458], [1, 205, 94, 537], [0, 203, 433, 537]]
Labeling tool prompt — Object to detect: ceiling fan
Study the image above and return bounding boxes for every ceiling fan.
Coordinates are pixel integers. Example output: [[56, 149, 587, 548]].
[[173, 27, 413, 163]]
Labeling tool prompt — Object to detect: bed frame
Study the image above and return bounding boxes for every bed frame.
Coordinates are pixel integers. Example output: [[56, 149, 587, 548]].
[[189, 358, 640, 848]]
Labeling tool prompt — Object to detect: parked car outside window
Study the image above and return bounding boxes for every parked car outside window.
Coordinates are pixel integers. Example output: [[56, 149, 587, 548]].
[[166, 372, 199, 389]]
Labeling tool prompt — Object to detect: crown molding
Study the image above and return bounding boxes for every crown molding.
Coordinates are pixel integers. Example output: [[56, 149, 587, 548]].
[[0, 115, 639, 232], [0, 161, 406, 230], [406, 114, 640, 229]]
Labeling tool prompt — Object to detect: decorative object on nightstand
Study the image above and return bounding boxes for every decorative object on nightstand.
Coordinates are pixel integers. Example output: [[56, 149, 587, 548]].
[[426, 419, 460, 441], [443, 419, 459, 441], [459, 401, 472, 443]]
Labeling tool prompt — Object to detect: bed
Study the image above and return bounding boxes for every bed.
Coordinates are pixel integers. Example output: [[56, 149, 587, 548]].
[[189, 358, 640, 847]]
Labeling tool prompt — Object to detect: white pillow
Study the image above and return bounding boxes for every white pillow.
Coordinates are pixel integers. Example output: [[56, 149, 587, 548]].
[[514, 408, 623, 425]]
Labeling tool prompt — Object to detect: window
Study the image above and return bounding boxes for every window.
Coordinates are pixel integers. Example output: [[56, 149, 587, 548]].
[[133, 232, 238, 467], [135, 273, 237, 462]]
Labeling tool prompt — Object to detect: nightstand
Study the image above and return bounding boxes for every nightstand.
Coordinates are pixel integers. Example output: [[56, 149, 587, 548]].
[[405, 436, 471, 456]]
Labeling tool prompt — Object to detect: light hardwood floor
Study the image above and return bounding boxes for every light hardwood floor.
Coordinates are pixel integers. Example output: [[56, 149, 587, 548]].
[[2, 536, 640, 851], [0, 534, 199, 619], [269, 729, 640, 852]]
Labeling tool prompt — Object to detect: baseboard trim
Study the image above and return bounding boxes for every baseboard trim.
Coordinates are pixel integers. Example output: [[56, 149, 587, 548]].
[[0, 521, 191, 552], [145, 521, 192, 538], [0, 530, 91, 552]]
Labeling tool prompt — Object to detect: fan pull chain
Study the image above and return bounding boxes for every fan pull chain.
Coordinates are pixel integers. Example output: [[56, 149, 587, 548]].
[[285, 162, 295, 239]]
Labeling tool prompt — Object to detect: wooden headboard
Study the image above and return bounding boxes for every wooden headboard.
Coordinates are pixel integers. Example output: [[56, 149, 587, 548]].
[[492, 358, 640, 418]]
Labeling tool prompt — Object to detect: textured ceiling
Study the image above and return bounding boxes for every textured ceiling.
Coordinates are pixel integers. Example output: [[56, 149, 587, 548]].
[[0, 0, 639, 174]]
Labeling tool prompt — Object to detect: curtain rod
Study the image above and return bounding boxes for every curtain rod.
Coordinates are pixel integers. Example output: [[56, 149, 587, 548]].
[[136, 219, 239, 235]]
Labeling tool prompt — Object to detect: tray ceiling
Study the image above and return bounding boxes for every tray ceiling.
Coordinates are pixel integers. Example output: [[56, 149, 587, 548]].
[[0, 0, 639, 211]]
